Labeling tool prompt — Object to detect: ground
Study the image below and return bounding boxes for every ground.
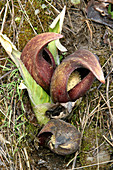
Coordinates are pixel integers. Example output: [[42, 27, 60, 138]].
[[0, 0, 113, 169]]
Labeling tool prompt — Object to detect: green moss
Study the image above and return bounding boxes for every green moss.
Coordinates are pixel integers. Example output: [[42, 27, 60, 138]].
[[79, 126, 106, 169], [0, 113, 5, 126], [25, 122, 39, 142], [1, 0, 53, 51]]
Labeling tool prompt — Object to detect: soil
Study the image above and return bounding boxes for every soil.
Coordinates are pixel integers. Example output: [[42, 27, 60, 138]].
[[0, 0, 113, 170]]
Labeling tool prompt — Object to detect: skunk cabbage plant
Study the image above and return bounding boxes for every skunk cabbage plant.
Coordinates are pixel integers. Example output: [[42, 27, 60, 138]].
[[20, 32, 105, 155], [0, 31, 105, 155], [21, 33, 105, 103], [0, 6, 105, 156]]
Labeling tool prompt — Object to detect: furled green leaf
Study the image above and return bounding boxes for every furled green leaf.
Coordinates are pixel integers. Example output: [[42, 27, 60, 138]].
[[48, 6, 67, 65], [0, 32, 50, 125]]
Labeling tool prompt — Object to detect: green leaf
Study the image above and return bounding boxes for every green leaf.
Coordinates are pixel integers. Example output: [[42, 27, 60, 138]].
[[48, 6, 67, 65], [19, 59, 50, 105], [108, 4, 113, 18], [0, 32, 50, 125]]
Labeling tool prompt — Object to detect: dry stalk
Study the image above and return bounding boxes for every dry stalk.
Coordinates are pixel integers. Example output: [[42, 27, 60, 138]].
[[0, 151, 8, 170], [85, 20, 93, 41], [96, 103, 100, 170], [22, 148, 31, 170], [67, 10, 74, 30], [0, 70, 14, 81], [106, 70, 113, 123], [0, 6, 5, 17], [45, 0, 60, 14], [18, 151, 23, 170], [0, 0, 8, 33], [72, 159, 113, 169], [103, 135, 113, 147], [72, 151, 79, 170]]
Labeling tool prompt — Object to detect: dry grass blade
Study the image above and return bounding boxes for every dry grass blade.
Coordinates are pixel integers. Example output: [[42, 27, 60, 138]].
[[103, 135, 113, 147], [106, 71, 113, 122], [72, 159, 113, 169], [0, 69, 14, 81], [18, 152, 23, 170], [85, 20, 93, 41], [45, 0, 60, 13], [0, 0, 8, 33], [23, 148, 31, 170]]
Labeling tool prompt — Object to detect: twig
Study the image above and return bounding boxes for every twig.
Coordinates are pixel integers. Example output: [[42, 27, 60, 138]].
[[0, 109, 23, 136], [96, 103, 100, 170], [106, 69, 113, 123], [0, 6, 5, 17], [99, 86, 113, 124], [0, 69, 14, 81], [63, 26, 77, 36], [66, 156, 75, 167], [83, 141, 105, 154], [0, 152, 8, 170], [23, 148, 31, 170], [102, 54, 113, 69], [85, 20, 93, 41], [67, 10, 73, 30], [0, 146, 9, 164], [98, 54, 113, 89], [99, 95, 113, 110], [103, 135, 113, 147], [81, 104, 100, 136], [107, 120, 113, 142], [18, 151, 23, 170], [1, 0, 9, 33], [72, 159, 113, 169], [72, 151, 79, 170], [45, 0, 60, 14], [11, 0, 17, 43]]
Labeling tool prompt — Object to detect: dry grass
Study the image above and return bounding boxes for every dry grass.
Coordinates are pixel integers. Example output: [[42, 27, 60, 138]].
[[0, 0, 113, 169]]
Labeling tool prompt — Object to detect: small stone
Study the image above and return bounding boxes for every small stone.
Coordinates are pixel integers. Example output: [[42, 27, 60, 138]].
[[41, 4, 47, 9], [35, 9, 40, 15]]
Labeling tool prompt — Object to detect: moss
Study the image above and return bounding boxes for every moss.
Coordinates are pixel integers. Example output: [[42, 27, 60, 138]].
[[79, 127, 96, 169], [0, 113, 5, 126], [1, 0, 53, 51], [25, 122, 39, 142], [79, 125, 110, 169]]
